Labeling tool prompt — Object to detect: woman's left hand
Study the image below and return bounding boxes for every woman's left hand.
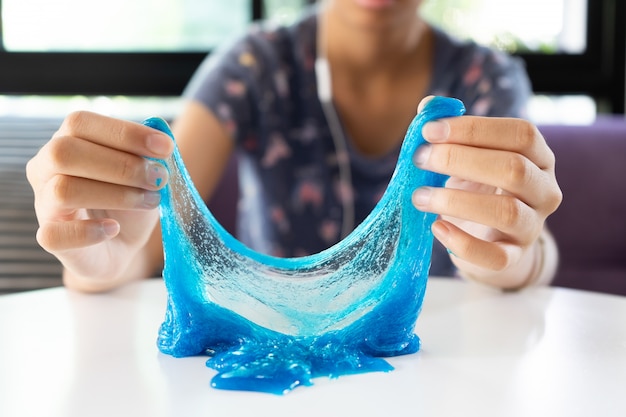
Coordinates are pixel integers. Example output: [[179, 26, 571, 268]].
[[412, 99, 563, 289]]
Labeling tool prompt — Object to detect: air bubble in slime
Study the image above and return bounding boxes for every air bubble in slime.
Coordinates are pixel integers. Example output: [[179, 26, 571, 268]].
[[146, 96, 465, 395]]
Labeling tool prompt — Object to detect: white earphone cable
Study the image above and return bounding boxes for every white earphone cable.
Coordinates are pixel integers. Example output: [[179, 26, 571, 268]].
[[315, 32, 355, 239]]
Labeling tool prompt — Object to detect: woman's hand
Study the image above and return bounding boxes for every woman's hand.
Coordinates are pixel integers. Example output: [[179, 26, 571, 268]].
[[412, 98, 563, 289], [26, 111, 174, 291]]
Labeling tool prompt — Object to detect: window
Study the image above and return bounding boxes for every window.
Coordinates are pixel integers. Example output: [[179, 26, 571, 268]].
[[0, 0, 623, 112], [0, 0, 309, 96], [264, 0, 310, 26], [2, 0, 250, 52], [420, 0, 587, 54], [1, 0, 308, 52]]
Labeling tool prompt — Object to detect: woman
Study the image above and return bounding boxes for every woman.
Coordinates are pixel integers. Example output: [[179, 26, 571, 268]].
[[26, 0, 562, 292]]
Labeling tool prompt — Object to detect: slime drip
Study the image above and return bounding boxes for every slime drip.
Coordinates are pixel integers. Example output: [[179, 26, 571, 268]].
[[148, 96, 466, 395]]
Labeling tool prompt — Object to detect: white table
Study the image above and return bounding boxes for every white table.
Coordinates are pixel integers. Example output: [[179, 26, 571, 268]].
[[1, 278, 625, 417]]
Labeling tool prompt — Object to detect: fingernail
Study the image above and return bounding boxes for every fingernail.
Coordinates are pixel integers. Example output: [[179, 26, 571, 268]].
[[146, 162, 168, 189], [413, 144, 432, 167], [417, 96, 435, 113], [101, 220, 120, 238], [412, 187, 432, 208], [146, 134, 172, 156], [142, 191, 161, 208], [422, 120, 450, 142]]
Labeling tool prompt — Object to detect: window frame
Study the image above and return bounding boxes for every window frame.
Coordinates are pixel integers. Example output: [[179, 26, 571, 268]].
[[0, 0, 623, 112], [0, 0, 265, 96], [518, 0, 625, 113]]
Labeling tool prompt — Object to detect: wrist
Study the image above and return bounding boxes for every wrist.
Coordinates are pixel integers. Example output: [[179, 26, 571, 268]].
[[503, 227, 559, 291], [453, 227, 559, 291], [530, 227, 559, 287]]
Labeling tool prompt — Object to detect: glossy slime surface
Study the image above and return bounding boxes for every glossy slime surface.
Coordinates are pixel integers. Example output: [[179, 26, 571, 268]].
[[146, 96, 466, 395]]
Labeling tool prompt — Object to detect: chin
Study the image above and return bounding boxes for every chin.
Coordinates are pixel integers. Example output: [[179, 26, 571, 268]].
[[338, 0, 418, 29], [354, 0, 396, 10]]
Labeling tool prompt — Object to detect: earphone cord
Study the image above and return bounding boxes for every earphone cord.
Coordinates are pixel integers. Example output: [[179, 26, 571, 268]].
[[316, 3, 355, 239], [315, 60, 354, 239], [319, 88, 355, 239]]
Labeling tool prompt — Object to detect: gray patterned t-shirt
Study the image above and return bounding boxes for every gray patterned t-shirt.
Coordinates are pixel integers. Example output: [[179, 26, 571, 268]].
[[183, 10, 531, 276]]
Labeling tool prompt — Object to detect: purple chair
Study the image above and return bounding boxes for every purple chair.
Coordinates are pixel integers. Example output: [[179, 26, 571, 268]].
[[208, 116, 626, 296], [540, 116, 626, 296]]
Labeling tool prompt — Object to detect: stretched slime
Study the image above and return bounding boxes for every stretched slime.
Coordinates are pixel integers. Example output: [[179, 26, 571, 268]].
[[147, 96, 466, 394]]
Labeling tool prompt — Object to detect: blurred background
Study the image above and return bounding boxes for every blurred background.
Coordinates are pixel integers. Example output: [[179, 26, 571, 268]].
[[1, 0, 624, 294], [2, 0, 621, 120]]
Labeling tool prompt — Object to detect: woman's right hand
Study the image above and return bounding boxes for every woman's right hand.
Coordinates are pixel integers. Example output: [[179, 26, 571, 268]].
[[26, 111, 174, 291]]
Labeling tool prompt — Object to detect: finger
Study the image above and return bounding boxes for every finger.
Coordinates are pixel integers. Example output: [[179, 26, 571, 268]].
[[416, 95, 436, 113], [422, 116, 555, 170], [412, 186, 539, 245], [38, 175, 161, 218], [414, 143, 553, 209], [431, 219, 524, 273], [56, 111, 173, 159], [40, 136, 168, 191], [36, 219, 120, 252]]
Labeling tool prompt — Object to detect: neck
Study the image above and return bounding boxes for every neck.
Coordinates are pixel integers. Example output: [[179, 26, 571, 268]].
[[319, 3, 427, 76]]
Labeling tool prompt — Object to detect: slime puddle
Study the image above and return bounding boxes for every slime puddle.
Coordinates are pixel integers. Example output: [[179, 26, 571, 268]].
[[147, 96, 465, 395]]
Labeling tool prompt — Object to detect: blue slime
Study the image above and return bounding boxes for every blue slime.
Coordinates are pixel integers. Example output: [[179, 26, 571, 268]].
[[146, 96, 466, 395]]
